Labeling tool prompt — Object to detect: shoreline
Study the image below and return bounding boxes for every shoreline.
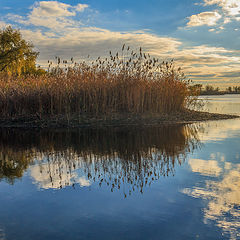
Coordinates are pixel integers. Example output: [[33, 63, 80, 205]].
[[0, 110, 239, 129]]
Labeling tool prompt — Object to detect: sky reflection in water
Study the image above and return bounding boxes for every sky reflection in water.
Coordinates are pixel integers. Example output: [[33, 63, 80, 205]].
[[0, 95, 239, 240], [182, 95, 240, 240]]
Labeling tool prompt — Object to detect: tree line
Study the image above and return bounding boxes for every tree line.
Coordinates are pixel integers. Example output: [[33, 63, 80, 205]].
[[190, 84, 240, 95]]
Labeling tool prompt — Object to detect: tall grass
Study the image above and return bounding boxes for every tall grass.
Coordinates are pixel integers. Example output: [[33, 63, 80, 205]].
[[0, 46, 195, 119]]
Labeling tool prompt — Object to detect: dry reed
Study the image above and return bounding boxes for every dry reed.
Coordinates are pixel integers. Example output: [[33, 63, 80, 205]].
[[0, 46, 195, 119]]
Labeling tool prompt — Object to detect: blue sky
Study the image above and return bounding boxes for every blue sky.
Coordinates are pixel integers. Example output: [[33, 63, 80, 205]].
[[0, 0, 240, 88]]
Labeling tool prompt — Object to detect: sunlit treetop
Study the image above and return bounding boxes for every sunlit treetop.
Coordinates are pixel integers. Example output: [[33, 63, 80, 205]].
[[0, 26, 42, 76]]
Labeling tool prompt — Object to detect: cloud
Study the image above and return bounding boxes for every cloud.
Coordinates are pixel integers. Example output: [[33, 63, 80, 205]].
[[187, 11, 221, 26], [204, 0, 240, 17], [188, 74, 217, 77], [6, 14, 27, 25], [13, 1, 89, 29], [31, 1, 76, 17], [20, 28, 182, 62], [21, 26, 239, 67], [19, 25, 240, 87], [2, 1, 240, 86], [186, 0, 240, 29], [75, 3, 89, 12], [0, 21, 7, 28], [30, 1, 88, 17], [218, 71, 240, 78]]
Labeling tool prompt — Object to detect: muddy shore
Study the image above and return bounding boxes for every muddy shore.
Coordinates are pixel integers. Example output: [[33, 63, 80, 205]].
[[0, 110, 238, 129]]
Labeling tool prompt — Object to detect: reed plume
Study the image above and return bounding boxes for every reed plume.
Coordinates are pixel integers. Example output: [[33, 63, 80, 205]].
[[0, 46, 195, 118]]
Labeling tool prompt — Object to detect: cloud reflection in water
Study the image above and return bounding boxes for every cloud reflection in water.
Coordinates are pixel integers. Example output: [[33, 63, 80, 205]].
[[183, 155, 240, 239]]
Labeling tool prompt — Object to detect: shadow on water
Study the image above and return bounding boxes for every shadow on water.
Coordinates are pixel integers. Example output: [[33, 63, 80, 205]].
[[0, 124, 201, 196]]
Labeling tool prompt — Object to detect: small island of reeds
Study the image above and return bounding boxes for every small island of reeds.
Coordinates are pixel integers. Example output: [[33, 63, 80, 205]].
[[0, 46, 238, 129]]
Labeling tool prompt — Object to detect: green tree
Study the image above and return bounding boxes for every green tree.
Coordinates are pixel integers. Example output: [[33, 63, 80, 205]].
[[0, 26, 41, 75]]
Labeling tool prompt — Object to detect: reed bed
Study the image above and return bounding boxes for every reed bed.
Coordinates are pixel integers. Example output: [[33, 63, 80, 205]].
[[0, 47, 195, 119]]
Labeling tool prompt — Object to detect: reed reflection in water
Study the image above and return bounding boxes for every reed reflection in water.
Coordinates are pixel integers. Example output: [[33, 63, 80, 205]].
[[0, 124, 200, 196]]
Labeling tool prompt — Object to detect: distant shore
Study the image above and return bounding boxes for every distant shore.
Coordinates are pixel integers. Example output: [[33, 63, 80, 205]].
[[0, 110, 238, 129], [200, 92, 240, 96]]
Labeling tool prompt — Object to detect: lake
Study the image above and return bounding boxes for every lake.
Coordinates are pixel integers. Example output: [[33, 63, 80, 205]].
[[0, 94, 239, 240]]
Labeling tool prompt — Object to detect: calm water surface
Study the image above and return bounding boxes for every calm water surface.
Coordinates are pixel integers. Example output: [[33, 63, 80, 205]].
[[0, 95, 239, 240]]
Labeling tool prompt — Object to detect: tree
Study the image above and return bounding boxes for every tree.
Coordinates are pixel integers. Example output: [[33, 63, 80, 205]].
[[188, 84, 202, 95], [227, 86, 232, 93], [205, 85, 214, 92], [0, 26, 41, 75]]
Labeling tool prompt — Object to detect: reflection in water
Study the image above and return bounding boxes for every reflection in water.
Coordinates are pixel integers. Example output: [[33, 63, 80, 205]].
[[0, 125, 200, 195], [182, 96, 240, 240], [184, 156, 240, 239], [200, 94, 240, 116], [0, 149, 31, 184], [0, 95, 239, 240], [0, 228, 5, 240], [188, 159, 222, 177]]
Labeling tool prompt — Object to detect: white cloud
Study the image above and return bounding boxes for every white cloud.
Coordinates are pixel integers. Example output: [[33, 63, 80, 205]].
[[20, 27, 182, 63], [6, 14, 28, 25], [14, 1, 89, 29], [31, 1, 76, 17], [75, 3, 89, 12], [187, 0, 240, 29], [0, 21, 7, 28], [204, 0, 240, 16], [28, 15, 75, 29], [187, 11, 221, 26]]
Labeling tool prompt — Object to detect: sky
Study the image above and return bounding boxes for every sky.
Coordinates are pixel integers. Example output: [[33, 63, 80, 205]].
[[0, 0, 240, 88]]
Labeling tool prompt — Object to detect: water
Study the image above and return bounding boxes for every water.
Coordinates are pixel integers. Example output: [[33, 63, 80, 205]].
[[0, 95, 239, 240], [200, 94, 240, 115]]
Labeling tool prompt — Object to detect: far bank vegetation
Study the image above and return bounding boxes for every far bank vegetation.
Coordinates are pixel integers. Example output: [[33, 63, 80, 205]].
[[190, 84, 240, 96]]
